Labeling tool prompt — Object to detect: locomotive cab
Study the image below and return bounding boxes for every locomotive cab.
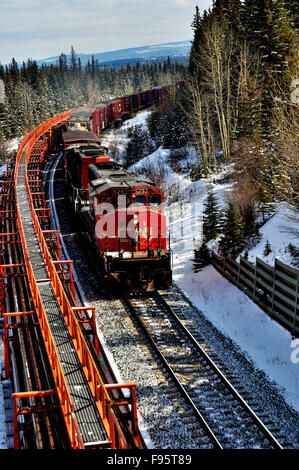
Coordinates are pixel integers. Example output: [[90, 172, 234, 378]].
[[87, 163, 172, 292]]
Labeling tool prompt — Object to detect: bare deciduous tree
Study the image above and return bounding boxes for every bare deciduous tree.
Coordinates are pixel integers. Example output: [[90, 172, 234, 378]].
[[187, 21, 263, 175]]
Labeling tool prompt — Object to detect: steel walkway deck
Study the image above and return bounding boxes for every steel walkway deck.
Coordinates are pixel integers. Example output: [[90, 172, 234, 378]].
[[16, 146, 107, 446]]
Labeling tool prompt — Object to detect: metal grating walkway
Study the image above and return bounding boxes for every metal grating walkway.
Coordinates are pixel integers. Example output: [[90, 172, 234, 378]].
[[16, 146, 107, 446]]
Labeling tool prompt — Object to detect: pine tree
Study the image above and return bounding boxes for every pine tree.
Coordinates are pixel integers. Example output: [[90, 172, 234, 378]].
[[125, 125, 153, 167], [219, 202, 244, 257], [147, 90, 190, 150], [236, 75, 264, 139], [70, 46, 77, 73], [189, 6, 202, 76], [284, 0, 299, 31], [193, 242, 210, 272], [287, 243, 299, 266], [242, 0, 296, 107], [257, 177, 274, 223], [212, 0, 242, 30], [263, 239, 272, 256], [203, 188, 220, 242], [189, 8, 212, 79]]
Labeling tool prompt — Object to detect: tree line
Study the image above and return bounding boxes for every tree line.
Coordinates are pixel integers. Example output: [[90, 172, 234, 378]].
[[188, 0, 299, 267], [188, 0, 298, 194], [0, 49, 188, 141]]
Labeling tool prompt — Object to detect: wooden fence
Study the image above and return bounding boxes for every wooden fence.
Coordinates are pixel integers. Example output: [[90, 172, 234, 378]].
[[211, 251, 299, 337]]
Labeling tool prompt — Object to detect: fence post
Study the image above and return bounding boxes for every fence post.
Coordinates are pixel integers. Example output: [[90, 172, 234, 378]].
[[293, 271, 299, 338], [271, 259, 277, 319], [237, 257, 241, 287], [253, 260, 257, 301]]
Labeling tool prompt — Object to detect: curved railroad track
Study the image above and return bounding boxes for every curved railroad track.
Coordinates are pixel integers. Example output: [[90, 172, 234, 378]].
[[0, 153, 70, 449], [43, 149, 147, 449]]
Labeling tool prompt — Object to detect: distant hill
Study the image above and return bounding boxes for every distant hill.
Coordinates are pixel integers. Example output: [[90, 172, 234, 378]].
[[36, 40, 191, 68]]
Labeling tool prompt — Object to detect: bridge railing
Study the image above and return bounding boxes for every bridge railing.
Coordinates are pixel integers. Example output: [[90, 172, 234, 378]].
[[16, 112, 141, 448]]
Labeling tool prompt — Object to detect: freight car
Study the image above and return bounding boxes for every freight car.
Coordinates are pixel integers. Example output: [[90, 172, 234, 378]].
[[67, 84, 173, 135], [60, 84, 180, 292], [63, 132, 172, 292]]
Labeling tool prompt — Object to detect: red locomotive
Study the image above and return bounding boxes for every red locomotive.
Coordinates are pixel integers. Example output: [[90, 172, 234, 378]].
[[62, 85, 174, 292]]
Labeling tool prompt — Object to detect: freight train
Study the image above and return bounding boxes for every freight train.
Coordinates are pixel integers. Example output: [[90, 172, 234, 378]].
[[61, 85, 175, 292]]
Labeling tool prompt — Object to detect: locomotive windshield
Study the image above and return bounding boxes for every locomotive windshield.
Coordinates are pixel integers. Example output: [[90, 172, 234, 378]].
[[149, 194, 161, 205], [133, 195, 147, 205]]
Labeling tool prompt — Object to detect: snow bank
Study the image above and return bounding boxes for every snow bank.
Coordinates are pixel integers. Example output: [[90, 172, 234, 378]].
[[178, 264, 299, 412], [240, 202, 299, 267]]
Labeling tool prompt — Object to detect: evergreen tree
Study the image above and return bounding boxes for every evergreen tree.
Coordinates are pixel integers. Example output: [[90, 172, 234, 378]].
[[125, 125, 153, 167], [189, 6, 202, 76], [287, 243, 299, 266], [284, 0, 299, 31], [193, 242, 210, 272], [236, 74, 264, 139], [219, 201, 244, 257], [257, 177, 275, 223], [242, 0, 296, 110], [203, 188, 220, 242], [189, 8, 212, 80], [0, 53, 187, 139], [70, 46, 77, 73], [212, 0, 242, 30], [263, 239, 272, 256], [147, 89, 190, 149]]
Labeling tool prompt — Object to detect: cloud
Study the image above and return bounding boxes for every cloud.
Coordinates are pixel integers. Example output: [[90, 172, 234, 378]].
[[175, 0, 194, 7]]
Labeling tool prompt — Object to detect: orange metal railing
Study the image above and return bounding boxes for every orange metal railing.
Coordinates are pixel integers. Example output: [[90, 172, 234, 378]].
[[14, 114, 84, 449], [13, 113, 141, 449]]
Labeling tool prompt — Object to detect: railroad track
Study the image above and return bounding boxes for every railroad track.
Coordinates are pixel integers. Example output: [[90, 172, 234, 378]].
[[45, 150, 291, 450], [0, 154, 70, 449], [124, 292, 286, 449], [43, 149, 146, 449]]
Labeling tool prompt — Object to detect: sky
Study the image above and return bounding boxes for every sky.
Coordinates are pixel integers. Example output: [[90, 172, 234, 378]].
[[0, 0, 212, 65]]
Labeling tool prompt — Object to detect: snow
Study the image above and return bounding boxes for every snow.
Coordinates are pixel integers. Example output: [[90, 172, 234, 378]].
[[177, 264, 299, 412], [0, 165, 6, 178], [240, 202, 299, 267], [7, 138, 20, 153], [102, 111, 299, 415], [0, 138, 20, 178], [100, 110, 152, 164]]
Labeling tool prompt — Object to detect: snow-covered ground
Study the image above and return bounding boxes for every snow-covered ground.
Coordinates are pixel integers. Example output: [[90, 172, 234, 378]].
[[102, 111, 299, 415], [100, 111, 152, 164], [240, 202, 299, 268]]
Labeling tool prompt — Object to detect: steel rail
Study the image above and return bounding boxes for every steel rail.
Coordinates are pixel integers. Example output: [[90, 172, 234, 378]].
[[125, 292, 285, 449], [1, 155, 66, 449], [124, 296, 223, 449], [156, 292, 284, 450]]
